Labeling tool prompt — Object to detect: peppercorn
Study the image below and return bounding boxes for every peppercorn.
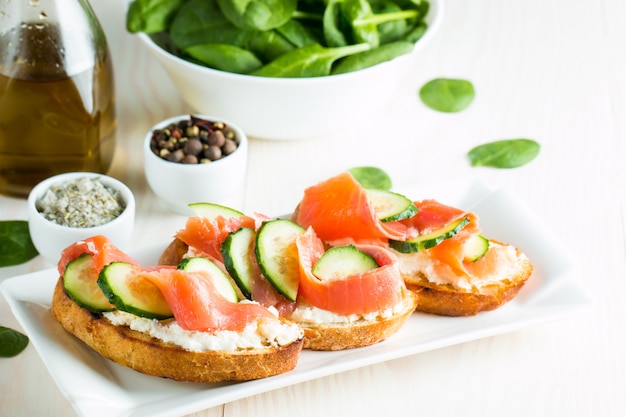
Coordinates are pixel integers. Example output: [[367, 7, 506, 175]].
[[149, 115, 239, 164]]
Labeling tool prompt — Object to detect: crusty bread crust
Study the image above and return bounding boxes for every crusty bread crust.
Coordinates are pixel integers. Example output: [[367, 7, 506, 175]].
[[400, 241, 533, 316], [51, 278, 304, 383], [294, 289, 418, 351]]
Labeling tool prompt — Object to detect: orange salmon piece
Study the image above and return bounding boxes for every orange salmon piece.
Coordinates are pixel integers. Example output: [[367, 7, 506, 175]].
[[58, 235, 140, 276], [295, 172, 408, 245], [295, 228, 404, 315], [142, 268, 274, 332], [175, 215, 256, 261]]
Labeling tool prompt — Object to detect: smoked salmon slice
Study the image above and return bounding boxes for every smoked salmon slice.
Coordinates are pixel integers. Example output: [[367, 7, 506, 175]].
[[295, 227, 404, 315], [141, 268, 275, 332], [58, 235, 139, 276], [175, 214, 256, 262], [294, 172, 409, 245]]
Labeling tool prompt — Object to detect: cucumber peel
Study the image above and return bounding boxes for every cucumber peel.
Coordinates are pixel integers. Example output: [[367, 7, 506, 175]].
[[462, 234, 490, 262], [366, 189, 418, 222], [312, 245, 379, 280], [63, 253, 114, 312], [98, 262, 173, 319], [255, 219, 305, 302], [221, 227, 256, 299], [188, 202, 244, 220], [390, 217, 470, 253], [178, 257, 239, 303]]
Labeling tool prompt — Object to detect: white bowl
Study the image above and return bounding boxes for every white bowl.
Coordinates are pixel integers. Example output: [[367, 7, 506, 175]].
[[143, 114, 248, 215], [136, 0, 443, 140], [27, 172, 135, 264]]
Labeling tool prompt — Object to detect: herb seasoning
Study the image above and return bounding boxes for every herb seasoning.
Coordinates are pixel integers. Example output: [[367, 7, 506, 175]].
[[36, 177, 125, 228]]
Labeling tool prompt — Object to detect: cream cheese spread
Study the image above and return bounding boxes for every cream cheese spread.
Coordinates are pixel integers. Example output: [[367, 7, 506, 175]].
[[290, 298, 407, 324], [396, 242, 527, 290], [103, 310, 303, 352]]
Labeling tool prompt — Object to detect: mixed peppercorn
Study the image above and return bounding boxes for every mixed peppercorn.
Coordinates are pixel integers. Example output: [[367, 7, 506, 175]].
[[149, 115, 239, 164]]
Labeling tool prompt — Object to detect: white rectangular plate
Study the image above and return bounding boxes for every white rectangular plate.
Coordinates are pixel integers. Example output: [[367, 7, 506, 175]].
[[1, 179, 592, 417]]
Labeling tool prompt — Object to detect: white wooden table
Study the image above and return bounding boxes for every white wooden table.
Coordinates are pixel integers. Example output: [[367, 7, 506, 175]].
[[1, 0, 625, 415]]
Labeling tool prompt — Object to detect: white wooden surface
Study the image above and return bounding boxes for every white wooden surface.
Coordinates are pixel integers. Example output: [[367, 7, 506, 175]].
[[1, 0, 625, 415]]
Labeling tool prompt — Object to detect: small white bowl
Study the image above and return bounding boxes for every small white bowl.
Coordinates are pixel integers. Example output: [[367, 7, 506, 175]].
[[27, 172, 136, 264], [136, 0, 443, 140], [143, 114, 248, 215]]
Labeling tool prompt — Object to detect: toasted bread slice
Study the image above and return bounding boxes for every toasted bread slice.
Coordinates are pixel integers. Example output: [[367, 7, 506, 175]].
[[290, 288, 418, 350], [51, 278, 304, 383], [396, 240, 533, 316], [159, 238, 417, 350]]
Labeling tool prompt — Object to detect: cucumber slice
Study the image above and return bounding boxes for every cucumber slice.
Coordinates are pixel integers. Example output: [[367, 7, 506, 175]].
[[98, 262, 173, 319], [255, 219, 305, 302], [63, 253, 114, 312], [366, 189, 418, 222], [178, 257, 239, 303], [221, 227, 256, 299], [390, 216, 470, 253], [312, 245, 379, 280], [188, 202, 244, 219], [463, 234, 490, 262]]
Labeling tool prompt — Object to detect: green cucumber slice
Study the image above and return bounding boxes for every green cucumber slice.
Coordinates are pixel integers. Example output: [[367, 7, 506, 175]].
[[312, 245, 379, 280], [390, 216, 470, 253], [255, 219, 305, 302], [63, 253, 114, 312], [188, 202, 244, 219], [98, 262, 173, 319], [463, 234, 490, 262], [178, 257, 239, 302], [366, 189, 418, 222], [221, 227, 256, 299]]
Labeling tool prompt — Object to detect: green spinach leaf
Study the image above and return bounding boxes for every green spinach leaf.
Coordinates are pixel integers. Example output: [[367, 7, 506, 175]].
[[126, 0, 185, 34], [184, 43, 263, 73], [0, 221, 38, 267], [0, 326, 29, 358], [332, 40, 413, 74], [348, 166, 392, 190], [251, 42, 370, 77], [467, 139, 540, 168], [217, 0, 298, 31], [419, 78, 475, 113], [170, 0, 255, 50]]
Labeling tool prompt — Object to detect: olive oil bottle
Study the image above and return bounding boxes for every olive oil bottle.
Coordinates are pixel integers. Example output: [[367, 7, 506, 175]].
[[0, 0, 116, 197]]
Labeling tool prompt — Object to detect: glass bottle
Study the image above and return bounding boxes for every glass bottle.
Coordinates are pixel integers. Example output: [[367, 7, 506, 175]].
[[0, 0, 117, 197]]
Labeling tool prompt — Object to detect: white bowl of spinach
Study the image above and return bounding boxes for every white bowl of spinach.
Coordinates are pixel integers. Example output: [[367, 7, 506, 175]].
[[127, 0, 443, 140]]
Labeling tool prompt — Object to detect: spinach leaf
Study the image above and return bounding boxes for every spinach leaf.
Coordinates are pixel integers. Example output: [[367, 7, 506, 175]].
[[341, 0, 380, 47], [467, 139, 540, 168], [0, 221, 38, 267], [126, 0, 186, 34], [332, 40, 413, 74], [184, 43, 263, 73], [217, 0, 298, 31], [248, 29, 296, 62], [276, 19, 319, 48], [348, 166, 392, 190], [0, 326, 29, 358], [419, 78, 475, 112], [251, 42, 370, 77], [170, 0, 255, 50], [323, 0, 350, 47]]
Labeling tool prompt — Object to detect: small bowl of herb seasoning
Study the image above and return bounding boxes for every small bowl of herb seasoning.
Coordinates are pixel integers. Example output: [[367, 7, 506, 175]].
[[143, 114, 248, 215], [27, 173, 135, 264]]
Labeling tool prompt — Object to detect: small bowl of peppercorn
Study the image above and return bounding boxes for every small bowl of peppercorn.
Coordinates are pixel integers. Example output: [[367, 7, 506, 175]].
[[144, 114, 248, 215], [27, 172, 136, 264]]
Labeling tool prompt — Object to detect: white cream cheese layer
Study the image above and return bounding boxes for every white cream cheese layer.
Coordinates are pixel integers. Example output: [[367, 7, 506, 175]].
[[103, 310, 303, 352], [395, 242, 528, 291]]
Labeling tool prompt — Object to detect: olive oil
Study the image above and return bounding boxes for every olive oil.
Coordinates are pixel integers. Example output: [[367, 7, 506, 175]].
[[0, 14, 117, 197]]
